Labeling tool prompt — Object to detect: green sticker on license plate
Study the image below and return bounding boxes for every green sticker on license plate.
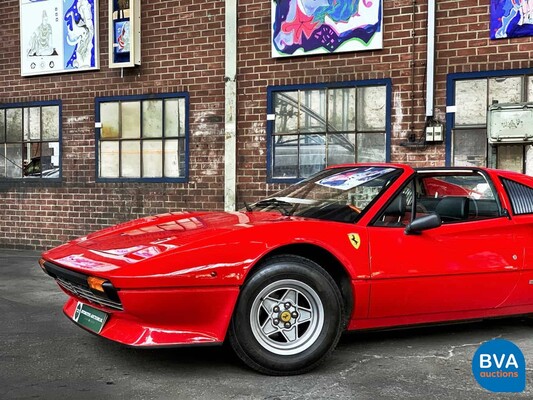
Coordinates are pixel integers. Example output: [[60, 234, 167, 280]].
[[73, 302, 108, 334]]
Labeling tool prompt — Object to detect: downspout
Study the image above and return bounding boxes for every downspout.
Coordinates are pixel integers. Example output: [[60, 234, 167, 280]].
[[425, 0, 436, 117], [224, 0, 237, 211]]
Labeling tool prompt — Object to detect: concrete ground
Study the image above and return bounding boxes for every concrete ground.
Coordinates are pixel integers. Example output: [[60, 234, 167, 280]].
[[1, 248, 532, 399]]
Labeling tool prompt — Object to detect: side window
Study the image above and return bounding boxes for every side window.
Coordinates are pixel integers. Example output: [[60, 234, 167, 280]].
[[417, 173, 500, 223], [374, 171, 502, 227], [501, 178, 533, 215]]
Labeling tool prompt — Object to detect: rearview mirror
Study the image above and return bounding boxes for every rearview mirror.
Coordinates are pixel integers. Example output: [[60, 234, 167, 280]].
[[404, 214, 442, 235]]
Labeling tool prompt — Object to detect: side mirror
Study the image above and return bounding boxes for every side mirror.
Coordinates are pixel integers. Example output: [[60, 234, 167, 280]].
[[404, 213, 442, 235]]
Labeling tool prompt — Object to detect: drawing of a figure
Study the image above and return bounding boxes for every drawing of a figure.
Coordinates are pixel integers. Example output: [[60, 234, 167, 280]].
[[117, 22, 130, 52], [65, 0, 95, 68], [27, 10, 57, 56]]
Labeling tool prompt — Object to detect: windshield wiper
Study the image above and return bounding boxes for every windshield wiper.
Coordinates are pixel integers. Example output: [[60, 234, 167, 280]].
[[252, 198, 294, 216]]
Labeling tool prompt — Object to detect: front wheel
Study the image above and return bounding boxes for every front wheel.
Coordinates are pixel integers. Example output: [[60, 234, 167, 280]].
[[228, 255, 344, 375]]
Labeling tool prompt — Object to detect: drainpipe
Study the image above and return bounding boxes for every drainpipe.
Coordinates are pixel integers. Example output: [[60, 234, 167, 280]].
[[426, 0, 435, 117], [224, 0, 237, 211]]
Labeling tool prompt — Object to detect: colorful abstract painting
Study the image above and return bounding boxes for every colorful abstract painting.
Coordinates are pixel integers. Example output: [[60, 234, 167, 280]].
[[272, 0, 383, 57], [491, 0, 533, 39]]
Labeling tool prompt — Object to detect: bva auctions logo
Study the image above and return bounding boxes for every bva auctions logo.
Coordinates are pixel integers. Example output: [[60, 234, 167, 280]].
[[472, 338, 526, 393]]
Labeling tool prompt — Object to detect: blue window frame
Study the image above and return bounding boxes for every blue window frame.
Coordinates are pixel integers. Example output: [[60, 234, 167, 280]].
[[95, 93, 189, 183], [0, 100, 62, 180], [267, 80, 392, 183]]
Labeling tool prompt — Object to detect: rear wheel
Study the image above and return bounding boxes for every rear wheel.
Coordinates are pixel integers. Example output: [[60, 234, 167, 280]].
[[228, 255, 344, 375]]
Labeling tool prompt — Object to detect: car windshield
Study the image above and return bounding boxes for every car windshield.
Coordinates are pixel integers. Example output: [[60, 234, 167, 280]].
[[251, 166, 400, 223]]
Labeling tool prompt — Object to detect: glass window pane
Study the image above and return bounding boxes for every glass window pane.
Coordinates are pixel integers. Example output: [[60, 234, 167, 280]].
[[300, 134, 326, 177], [274, 92, 298, 134], [327, 134, 355, 166], [453, 129, 487, 167], [121, 141, 141, 177], [6, 144, 22, 178], [42, 106, 59, 140], [357, 133, 386, 162], [299, 90, 326, 133], [22, 142, 40, 177], [357, 86, 387, 131], [29, 107, 41, 140], [0, 146, 5, 177], [489, 76, 522, 105], [455, 79, 487, 126], [498, 145, 523, 173], [43, 142, 60, 178], [6, 108, 23, 142], [178, 139, 186, 176], [164, 140, 180, 177], [526, 145, 533, 176], [528, 76, 533, 102], [0, 109, 5, 142], [142, 100, 163, 138], [273, 134, 298, 178], [23, 108, 41, 141], [179, 98, 186, 135], [121, 102, 140, 139], [143, 140, 163, 177], [23, 108, 29, 141], [100, 141, 120, 178], [101, 102, 120, 139], [327, 88, 356, 132], [164, 99, 181, 137]]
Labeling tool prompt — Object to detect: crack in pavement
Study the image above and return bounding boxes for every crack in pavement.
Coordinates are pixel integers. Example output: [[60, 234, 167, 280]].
[[359, 336, 503, 363]]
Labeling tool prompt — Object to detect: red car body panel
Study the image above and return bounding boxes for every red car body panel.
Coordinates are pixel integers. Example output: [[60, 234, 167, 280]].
[[41, 164, 533, 347]]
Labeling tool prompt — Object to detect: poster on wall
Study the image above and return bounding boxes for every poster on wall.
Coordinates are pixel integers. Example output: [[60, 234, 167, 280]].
[[20, 0, 99, 76], [109, 0, 141, 68], [272, 0, 383, 58], [491, 0, 533, 39]]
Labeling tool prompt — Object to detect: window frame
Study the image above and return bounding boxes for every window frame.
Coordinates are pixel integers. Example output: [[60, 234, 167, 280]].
[[0, 99, 62, 182], [95, 92, 189, 183], [446, 68, 533, 169], [371, 169, 504, 227], [266, 79, 392, 184]]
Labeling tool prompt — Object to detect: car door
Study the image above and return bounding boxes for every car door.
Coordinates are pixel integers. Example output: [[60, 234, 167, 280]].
[[366, 170, 522, 319]]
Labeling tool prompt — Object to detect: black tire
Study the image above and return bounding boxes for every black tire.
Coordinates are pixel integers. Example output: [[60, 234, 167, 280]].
[[228, 255, 344, 375]]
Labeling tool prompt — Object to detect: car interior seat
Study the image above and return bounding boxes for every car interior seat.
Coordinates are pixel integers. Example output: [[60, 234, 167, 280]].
[[435, 196, 469, 222]]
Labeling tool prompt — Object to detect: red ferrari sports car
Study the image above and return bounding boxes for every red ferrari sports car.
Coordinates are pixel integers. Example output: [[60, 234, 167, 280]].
[[40, 164, 533, 375]]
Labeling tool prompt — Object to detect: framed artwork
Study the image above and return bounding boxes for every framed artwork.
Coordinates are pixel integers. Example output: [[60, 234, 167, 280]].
[[109, 0, 141, 68], [20, 0, 99, 76], [491, 0, 533, 39], [272, 0, 383, 58]]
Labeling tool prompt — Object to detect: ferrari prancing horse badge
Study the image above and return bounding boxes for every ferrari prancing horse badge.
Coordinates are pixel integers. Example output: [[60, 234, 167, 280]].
[[348, 233, 360, 250]]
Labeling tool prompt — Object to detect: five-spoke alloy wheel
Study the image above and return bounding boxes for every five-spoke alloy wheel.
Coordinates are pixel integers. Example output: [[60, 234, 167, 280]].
[[228, 255, 344, 375]]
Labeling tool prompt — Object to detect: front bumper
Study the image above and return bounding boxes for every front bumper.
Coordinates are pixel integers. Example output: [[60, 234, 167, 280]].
[[61, 284, 240, 346]]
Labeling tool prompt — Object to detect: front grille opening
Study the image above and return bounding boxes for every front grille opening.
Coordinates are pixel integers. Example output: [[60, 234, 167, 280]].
[[42, 261, 123, 311]]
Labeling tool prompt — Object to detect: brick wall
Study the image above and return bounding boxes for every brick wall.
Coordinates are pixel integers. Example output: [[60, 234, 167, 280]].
[[1, 0, 533, 249], [1, 0, 227, 249]]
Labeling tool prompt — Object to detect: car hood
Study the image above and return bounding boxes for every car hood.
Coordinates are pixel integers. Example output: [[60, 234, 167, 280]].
[[52, 211, 285, 265]]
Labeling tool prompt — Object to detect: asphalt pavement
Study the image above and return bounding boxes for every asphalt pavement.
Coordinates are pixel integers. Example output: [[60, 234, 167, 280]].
[[1, 248, 532, 399]]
